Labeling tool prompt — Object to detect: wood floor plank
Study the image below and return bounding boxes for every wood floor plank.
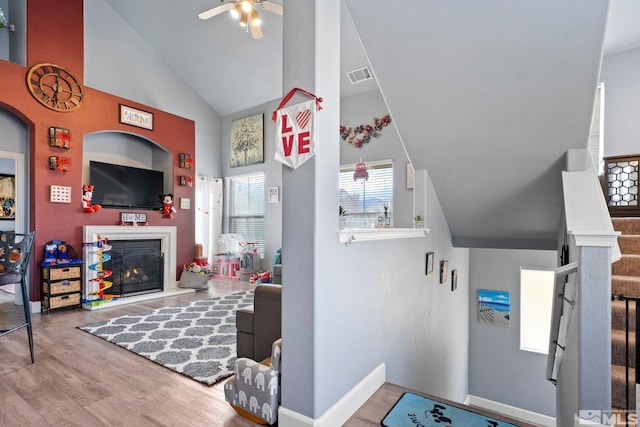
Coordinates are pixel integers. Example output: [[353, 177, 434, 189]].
[[3, 280, 534, 426], [0, 280, 262, 426], [0, 392, 50, 427]]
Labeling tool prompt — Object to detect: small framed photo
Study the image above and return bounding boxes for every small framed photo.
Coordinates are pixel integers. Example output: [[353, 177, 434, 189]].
[[425, 252, 434, 275], [179, 153, 193, 169], [440, 260, 448, 284], [50, 185, 72, 203], [268, 186, 279, 203], [0, 174, 16, 220], [49, 127, 71, 149], [451, 269, 458, 291], [406, 162, 415, 189], [119, 104, 154, 130]]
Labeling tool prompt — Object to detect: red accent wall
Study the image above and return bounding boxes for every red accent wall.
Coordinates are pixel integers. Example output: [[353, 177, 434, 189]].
[[0, 0, 196, 300]]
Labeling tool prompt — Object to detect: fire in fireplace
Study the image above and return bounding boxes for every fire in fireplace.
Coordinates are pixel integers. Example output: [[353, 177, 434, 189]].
[[103, 239, 164, 297]]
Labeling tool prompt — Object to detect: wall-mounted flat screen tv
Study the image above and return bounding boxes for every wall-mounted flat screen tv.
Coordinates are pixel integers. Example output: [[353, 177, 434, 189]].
[[89, 160, 164, 210]]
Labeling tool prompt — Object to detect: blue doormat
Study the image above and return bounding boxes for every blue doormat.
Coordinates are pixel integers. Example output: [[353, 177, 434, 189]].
[[381, 393, 519, 427]]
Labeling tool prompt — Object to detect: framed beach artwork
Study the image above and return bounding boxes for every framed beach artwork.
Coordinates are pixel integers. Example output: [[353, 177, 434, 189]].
[[478, 289, 510, 327], [0, 174, 16, 220], [230, 113, 264, 168]]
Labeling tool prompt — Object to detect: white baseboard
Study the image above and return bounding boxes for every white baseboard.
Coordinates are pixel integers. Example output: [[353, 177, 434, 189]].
[[30, 300, 41, 313], [465, 395, 556, 427], [278, 363, 386, 427]]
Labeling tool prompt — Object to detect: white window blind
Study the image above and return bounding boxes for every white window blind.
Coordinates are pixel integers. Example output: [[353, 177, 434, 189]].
[[227, 173, 265, 256], [339, 162, 393, 228]]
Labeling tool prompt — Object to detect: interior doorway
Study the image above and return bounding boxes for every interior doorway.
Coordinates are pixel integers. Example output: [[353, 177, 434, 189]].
[[0, 151, 26, 306], [0, 107, 29, 308]]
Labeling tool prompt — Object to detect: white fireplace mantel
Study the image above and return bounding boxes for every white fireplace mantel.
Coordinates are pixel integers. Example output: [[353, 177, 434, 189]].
[[82, 225, 193, 310]]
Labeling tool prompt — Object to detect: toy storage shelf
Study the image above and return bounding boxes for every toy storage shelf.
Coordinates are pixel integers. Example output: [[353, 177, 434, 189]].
[[41, 264, 83, 312]]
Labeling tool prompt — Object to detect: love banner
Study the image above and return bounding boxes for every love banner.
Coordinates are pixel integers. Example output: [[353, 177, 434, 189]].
[[273, 88, 323, 169]]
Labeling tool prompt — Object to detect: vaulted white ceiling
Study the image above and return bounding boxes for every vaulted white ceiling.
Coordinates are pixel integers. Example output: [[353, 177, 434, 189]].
[[103, 0, 635, 249]]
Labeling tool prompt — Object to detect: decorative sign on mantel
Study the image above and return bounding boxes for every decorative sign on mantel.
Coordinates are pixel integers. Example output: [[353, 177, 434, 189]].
[[120, 212, 148, 226]]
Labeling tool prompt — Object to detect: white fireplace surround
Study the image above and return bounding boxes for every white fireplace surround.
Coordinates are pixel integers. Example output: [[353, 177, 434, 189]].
[[82, 225, 193, 310]]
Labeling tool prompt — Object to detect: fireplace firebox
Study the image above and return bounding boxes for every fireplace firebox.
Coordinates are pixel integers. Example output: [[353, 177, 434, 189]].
[[103, 239, 164, 297]]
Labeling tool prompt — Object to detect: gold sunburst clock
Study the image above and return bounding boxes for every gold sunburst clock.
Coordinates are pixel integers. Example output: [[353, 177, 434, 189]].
[[26, 63, 84, 112]]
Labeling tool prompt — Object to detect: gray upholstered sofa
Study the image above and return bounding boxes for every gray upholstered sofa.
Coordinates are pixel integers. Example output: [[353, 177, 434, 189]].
[[236, 284, 282, 361]]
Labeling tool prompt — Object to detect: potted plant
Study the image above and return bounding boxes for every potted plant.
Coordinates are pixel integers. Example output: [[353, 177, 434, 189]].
[[414, 214, 424, 228], [339, 206, 348, 229]]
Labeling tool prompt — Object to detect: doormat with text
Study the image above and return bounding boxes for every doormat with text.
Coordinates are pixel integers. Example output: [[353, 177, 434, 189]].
[[382, 392, 518, 427]]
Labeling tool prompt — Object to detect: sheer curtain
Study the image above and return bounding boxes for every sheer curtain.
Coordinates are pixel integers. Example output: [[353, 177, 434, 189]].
[[195, 176, 223, 263]]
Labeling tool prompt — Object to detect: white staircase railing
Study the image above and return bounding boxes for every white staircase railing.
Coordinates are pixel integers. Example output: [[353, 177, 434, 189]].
[[546, 261, 578, 384], [550, 149, 621, 427]]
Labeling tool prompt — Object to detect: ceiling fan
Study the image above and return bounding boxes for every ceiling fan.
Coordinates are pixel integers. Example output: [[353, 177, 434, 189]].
[[198, 0, 283, 39]]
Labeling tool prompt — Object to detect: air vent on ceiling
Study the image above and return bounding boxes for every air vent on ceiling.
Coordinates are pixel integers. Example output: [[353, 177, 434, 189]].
[[347, 66, 372, 84]]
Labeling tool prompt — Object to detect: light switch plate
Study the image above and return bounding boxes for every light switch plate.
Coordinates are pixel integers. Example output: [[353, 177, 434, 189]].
[[180, 198, 191, 209]]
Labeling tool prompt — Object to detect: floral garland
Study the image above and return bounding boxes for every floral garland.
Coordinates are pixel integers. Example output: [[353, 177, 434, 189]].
[[340, 114, 392, 148]]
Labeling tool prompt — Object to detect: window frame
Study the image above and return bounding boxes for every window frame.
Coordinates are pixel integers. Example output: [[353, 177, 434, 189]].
[[520, 267, 555, 355], [225, 172, 265, 257], [339, 159, 394, 229]]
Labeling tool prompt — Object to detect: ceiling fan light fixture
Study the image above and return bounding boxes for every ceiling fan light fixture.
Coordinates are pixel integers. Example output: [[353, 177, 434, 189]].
[[239, 12, 248, 27], [250, 9, 261, 26], [241, 0, 253, 12], [229, 3, 242, 20]]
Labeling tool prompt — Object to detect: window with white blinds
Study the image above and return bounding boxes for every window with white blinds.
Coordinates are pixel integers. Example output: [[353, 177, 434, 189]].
[[227, 173, 265, 256], [339, 162, 393, 228]]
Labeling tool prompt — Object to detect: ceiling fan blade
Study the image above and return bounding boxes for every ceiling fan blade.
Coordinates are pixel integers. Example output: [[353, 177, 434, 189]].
[[260, 1, 283, 15], [249, 13, 263, 39], [198, 2, 236, 20]]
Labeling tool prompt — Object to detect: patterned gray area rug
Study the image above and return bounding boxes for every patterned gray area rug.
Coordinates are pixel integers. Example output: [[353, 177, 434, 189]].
[[78, 289, 254, 385]]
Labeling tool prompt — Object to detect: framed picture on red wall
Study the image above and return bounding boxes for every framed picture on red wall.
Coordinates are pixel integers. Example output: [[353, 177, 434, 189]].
[[119, 104, 154, 130], [0, 174, 16, 220]]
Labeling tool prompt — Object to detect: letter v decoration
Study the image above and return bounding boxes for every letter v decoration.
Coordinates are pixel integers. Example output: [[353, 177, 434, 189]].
[[273, 88, 323, 169]]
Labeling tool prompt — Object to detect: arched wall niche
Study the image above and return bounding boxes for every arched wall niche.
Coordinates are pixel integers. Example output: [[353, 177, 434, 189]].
[[0, 101, 35, 128], [0, 107, 29, 236], [83, 131, 173, 195]]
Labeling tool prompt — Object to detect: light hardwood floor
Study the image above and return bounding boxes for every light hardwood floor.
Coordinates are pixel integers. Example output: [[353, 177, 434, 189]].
[[0, 279, 259, 427], [1, 281, 535, 427]]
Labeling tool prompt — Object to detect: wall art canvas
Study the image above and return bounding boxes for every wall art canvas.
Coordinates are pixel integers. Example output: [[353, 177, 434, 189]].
[[478, 289, 510, 327], [426, 252, 434, 275], [230, 113, 264, 168], [439, 260, 448, 284], [0, 174, 16, 220]]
